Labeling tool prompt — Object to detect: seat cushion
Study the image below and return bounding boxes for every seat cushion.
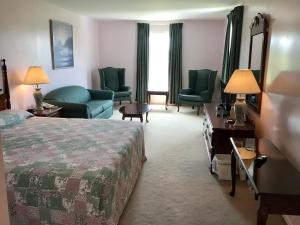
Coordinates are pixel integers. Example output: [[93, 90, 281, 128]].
[[104, 68, 120, 91], [87, 100, 113, 118], [114, 91, 131, 98], [178, 94, 203, 102]]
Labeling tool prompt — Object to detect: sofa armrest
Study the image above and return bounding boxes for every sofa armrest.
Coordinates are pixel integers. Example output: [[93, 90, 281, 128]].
[[88, 89, 114, 100], [120, 86, 131, 92], [44, 100, 89, 118], [180, 88, 193, 95]]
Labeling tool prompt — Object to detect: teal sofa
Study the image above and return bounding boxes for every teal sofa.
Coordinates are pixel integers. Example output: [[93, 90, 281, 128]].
[[43, 85, 114, 119], [177, 69, 217, 115], [99, 67, 132, 104]]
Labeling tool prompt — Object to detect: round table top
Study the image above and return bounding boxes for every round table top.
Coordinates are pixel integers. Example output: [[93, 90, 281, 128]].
[[119, 103, 151, 115]]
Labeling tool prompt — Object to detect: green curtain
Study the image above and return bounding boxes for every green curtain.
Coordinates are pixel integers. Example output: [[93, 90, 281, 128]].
[[136, 23, 149, 103], [221, 14, 232, 83], [168, 23, 183, 104], [221, 6, 244, 83]]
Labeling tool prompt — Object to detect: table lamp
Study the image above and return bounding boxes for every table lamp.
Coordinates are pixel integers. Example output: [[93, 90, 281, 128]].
[[23, 66, 50, 111], [224, 69, 260, 127]]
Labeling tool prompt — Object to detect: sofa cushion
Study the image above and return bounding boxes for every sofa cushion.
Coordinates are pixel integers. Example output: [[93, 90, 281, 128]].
[[179, 94, 203, 102], [87, 100, 113, 118], [87, 102, 104, 118], [44, 86, 91, 103], [104, 68, 120, 91]]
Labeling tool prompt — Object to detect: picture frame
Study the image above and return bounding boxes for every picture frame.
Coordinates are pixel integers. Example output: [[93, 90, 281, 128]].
[[50, 19, 74, 69]]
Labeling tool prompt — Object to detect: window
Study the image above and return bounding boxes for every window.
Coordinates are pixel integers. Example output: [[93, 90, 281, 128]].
[[148, 25, 169, 91]]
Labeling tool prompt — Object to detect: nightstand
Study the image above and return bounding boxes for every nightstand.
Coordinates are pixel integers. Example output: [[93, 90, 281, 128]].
[[27, 107, 62, 117]]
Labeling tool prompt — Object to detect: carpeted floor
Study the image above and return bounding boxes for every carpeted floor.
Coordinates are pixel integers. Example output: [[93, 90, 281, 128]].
[[111, 105, 286, 225]]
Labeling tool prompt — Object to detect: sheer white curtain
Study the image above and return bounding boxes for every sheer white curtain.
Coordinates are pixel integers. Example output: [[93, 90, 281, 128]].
[[148, 25, 169, 92]]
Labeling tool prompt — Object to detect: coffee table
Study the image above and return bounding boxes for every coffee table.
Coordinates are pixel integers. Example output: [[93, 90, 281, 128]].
[[119, 103, 151, 123]]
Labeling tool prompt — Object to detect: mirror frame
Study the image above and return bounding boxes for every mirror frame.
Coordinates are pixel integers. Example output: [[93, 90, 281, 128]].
[[247, 13, 269, 113], [0, 59, 11, 110]]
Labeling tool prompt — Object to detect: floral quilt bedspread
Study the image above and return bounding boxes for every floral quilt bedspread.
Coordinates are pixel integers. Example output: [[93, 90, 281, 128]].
[[2, 117, 145, 225]]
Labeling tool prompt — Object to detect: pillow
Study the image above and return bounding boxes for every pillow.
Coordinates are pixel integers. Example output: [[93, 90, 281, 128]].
[[0, 110, 33, 129]]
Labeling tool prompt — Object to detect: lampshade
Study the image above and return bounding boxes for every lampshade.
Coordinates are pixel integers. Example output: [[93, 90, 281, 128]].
[[23, 66, 50, 85], [224, 69, 261, 94]]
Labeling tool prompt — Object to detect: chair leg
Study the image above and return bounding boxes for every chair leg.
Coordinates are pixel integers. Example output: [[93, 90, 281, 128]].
[[192, 105, 194, 109], [119, 101, 122, 105], [197, 107, 200, 115], [177, 105, 180, 112], [130, 99, 132, 104]]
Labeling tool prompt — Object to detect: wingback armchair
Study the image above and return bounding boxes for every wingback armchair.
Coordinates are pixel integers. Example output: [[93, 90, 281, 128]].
[[177, 69, 217, 115], [99, 67, 132, 104]]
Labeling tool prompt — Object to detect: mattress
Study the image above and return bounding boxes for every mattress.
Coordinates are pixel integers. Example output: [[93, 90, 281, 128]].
[[2, 117, 145, 225]]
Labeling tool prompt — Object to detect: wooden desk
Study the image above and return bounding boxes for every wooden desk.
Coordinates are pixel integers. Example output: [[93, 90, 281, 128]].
[[147, 90, 169, 110], [230, 138, 300, 225], [203, 103, 255, 172]]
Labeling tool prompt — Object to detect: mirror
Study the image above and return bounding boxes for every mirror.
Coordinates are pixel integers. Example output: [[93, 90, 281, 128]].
[[246, 13, 268, 113]]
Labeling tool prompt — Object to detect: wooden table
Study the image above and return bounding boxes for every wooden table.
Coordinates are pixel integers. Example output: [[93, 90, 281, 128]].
[[119, 103, 151, 123], [203, 103, 255, 172], [230, 137, 300, 225], [147, 90, 169, 110], [27, 107, 62, 117]]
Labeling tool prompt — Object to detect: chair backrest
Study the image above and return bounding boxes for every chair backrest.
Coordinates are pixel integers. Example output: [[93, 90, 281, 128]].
[[189, 69, 217, 99], [44, 85, 91, 103], [99, 67, 125, 91]]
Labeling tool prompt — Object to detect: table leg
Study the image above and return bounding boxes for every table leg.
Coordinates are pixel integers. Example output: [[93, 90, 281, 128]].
[[165, 93, 169, 110], [257, 206, 268, 225], [230, 150, 237, 197], [122, 115, 125, 120], [130, 117, 132, 121], [146, 112, 149, 123]]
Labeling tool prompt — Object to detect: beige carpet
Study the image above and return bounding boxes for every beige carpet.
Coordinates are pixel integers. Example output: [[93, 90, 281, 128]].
[[111, 105, 286, 225]]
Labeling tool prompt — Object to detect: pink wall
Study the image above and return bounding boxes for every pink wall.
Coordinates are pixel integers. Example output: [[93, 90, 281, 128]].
[[239, 0, 300, 224], [0, 0, 99, 110], [182, 20, 226, 88], [96, 21, 137, 98]]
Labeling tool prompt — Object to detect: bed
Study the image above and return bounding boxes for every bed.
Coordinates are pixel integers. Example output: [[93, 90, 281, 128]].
[[0, 59, 146, 225]]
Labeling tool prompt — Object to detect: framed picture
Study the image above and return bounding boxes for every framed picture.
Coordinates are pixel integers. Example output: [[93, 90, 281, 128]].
[[50, 20, 74, 69]]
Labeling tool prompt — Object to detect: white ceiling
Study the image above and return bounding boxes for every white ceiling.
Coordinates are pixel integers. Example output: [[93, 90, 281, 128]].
[[42, 0, 241, 21]]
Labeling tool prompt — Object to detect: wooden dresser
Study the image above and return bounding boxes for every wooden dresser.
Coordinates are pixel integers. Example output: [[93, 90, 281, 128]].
[[203, 103, 255, 172]]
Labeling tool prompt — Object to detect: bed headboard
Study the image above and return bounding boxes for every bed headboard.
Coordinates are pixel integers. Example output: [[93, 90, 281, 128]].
[[0, 59, 11, 110]]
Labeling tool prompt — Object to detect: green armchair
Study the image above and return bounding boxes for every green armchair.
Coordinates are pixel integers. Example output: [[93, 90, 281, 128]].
[[177, 69, 217, 115], [99, 67, 132, 104]]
